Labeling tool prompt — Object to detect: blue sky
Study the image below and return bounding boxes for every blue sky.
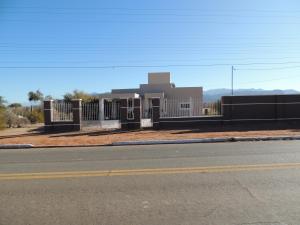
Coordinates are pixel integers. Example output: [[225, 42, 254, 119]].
[[1, 0, 300, 104]]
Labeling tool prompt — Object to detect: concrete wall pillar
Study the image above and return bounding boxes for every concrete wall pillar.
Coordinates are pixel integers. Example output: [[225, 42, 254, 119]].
[[129, 98, 141, 130], [72, 99, 82, 131], [43, 100, 53, 131], [152, 98, 160, 129], [120, 99, 128, 130], [120, 98, 141, 130]]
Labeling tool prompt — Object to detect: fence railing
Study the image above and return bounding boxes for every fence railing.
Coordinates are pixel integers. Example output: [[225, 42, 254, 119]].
[[52, 101, 73, 122], [81, 102, 99, 121], [142, 108, 153, 119], [202, 101, 222, 116], [103, 100, 121, 120], [141, 99, 153, 119], [160, 97, 203, 118]]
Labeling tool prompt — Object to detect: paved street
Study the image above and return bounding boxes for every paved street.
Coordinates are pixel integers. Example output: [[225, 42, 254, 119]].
[[1, 141, 300, 225]]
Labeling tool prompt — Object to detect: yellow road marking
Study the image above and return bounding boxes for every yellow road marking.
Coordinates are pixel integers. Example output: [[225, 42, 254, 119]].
[[1, 162, 300, 181]]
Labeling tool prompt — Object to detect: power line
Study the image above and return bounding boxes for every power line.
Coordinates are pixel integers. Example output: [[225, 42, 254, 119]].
[[0, 62, 300, 69], [3, 19, 300, 25], [3, 10, 300, 18], [2, 51, 300, 57], [1, 35, 298, 40], [2, 7, 300, 13], [2, 57, 300, 64], [0, 43, 298, 48]]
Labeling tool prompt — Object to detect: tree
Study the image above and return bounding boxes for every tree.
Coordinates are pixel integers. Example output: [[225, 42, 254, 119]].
[[28, 90, 44, 104], [63, 93, 73, 102], [0, 96, 6, 108], [0, 108, 5, 129], [63, 90, 97, 102], [8, 103, 22, 108], [0, 96, 6, 129], [28, 90, 44, 113], [27, 90, 44, 122], [44, 95, 53, 100]]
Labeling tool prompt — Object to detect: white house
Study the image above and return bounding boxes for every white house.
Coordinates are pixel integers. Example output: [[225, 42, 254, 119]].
[[99, 72, 203, 119]]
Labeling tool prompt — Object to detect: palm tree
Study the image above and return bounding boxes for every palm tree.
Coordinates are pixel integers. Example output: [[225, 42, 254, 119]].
[[28, 90, 44, 112]]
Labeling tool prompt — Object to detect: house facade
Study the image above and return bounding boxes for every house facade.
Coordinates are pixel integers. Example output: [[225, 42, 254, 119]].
[[99, 72, 203, 119]]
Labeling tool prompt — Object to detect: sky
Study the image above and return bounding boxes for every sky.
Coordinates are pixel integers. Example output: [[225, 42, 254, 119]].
[[0, 0, 300, 104]]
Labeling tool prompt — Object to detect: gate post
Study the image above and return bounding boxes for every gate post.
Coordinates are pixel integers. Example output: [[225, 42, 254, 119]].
[[129, 98, 141, 130], [72, 99, 82, 131], [152, 98, 160, 129], [120, 99, 128, 130], [43, 100, 53, 132], [120, 98, 141, 130]]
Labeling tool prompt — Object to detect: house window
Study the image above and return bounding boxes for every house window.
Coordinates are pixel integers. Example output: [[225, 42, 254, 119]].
[[127, 98, 134, 120], [180, 102, 191, 110]]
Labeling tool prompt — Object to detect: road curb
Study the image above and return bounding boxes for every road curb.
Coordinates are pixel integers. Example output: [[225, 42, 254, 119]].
[[1, 136, 300, 149], [112, 136, 300, 146], [0, 144, 34, 149]]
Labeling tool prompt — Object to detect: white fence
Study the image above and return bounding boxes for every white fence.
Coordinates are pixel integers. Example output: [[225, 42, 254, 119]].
[[81, 102, 99, 121], [103, 100, 121, 120], [81, 100, 121, 129], [52, 101, 73, 122], [160, 97, 203, 118], [142, 98, 153, 119]]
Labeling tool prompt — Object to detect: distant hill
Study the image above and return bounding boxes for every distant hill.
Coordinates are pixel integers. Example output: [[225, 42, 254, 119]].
[[204, 88, 300, 103]]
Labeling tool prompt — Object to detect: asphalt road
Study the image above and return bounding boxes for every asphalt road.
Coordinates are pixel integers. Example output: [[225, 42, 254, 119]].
[[1, 141, 300, 225]]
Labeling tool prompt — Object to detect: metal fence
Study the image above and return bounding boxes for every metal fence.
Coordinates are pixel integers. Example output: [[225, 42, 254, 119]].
[[103, 100, 121, 120], [52, 101, 73, 122], [160, 97, 203, 118], [202, 101, 222, 116], [81, 102, 99, 121], [142, 98, 153, 119]]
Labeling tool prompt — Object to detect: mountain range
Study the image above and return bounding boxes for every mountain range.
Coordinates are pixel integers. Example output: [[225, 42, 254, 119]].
[[204, 88, 300, 102]]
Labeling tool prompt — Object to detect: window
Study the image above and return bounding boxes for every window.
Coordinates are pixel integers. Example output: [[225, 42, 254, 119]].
[[127, 98, 134, 120], [180, 102, 191, 110]]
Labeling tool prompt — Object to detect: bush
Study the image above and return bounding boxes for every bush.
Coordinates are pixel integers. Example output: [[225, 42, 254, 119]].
[[4, 110, 30, 128], [16, 117, 31, 128], [0, 108, 5, 129], [28, 108, 44, 124]]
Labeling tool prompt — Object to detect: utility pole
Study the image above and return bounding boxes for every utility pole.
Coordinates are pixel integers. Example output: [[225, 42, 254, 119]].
[[231, 66, 235, 96]]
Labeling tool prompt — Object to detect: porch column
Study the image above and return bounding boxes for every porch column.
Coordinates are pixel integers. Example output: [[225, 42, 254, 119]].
[[152, 98, 160, 129]]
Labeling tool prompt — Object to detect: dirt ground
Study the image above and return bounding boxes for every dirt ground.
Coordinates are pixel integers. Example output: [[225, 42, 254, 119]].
[[1, 125, 300, 147]]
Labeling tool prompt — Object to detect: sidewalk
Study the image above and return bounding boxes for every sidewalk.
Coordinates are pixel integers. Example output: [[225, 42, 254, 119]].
[[1, 126, 300, 147]]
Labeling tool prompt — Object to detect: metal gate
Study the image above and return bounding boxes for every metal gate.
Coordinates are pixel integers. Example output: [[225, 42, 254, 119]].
[[81, 101, 100, 129], [81, 99, 121, 130], [101, 99, 121, 129], [141, 98, 153, 128]]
